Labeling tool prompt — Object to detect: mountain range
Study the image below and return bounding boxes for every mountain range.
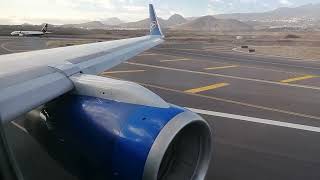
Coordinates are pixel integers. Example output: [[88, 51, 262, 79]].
[[116, 14, 187, 29], [101, 17, 124, 26], [214, 3, 320, 29], [215, 4, 320, 21], [62, 21, 106, 29], [172, 16, 252, 31], [62, 14, 253, 31], [39, 3, 320, 31]]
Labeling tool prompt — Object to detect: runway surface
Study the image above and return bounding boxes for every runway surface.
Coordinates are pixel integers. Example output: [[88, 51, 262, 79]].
[[1, 36, 320, 180]]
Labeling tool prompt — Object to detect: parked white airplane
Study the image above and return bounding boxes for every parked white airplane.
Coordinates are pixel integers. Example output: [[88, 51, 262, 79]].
[[10, 23, 50, 36], [0, 4, 212, 180]]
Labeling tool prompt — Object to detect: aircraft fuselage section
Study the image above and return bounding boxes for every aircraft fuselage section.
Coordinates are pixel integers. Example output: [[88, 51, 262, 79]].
[[10, 31, 46, 37]]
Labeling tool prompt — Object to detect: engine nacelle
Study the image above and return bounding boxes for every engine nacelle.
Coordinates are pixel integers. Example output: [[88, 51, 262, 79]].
[[27, 75, 212, 180]]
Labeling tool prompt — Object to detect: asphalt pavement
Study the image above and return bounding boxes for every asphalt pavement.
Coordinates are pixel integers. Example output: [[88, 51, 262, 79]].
[[1, 36, 320, 180]]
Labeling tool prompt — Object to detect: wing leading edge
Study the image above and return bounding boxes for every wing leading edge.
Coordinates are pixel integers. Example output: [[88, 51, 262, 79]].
[[0, 4, 164, 123]]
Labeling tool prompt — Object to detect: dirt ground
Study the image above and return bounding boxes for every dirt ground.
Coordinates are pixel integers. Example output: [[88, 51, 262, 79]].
[[41, 30, 320, 60], [251, 46, 320, 60]]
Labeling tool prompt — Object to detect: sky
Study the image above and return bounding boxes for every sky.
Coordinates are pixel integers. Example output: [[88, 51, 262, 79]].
[[1, 0, 320, 25]]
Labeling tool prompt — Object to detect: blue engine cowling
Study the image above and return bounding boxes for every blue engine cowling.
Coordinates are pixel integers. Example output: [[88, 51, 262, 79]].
[[27, 75, 212, 180]]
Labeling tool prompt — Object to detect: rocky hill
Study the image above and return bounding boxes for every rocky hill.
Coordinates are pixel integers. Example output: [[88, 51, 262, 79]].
[[101, 17, 124, 26], [172, 16, 253, 31], [117, 14, 187, 29], [214, 3, 320, 29], [61, 21, 107, 29]]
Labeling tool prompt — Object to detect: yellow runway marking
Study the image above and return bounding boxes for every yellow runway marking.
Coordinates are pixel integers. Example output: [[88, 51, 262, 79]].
[[205, 65, 239, 70], [280, 75, 317, 83], [160, 58, 191, 62], [137, 82, 320, 121], [126, 62, 320, 91], [102, 70, 146, 74], [241, 65, 303, 75], [185, 83, 229, 94], [153, 52, 308, 75]]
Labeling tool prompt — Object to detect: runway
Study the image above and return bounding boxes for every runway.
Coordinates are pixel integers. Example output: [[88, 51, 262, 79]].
[[1, 36, 320, 180]]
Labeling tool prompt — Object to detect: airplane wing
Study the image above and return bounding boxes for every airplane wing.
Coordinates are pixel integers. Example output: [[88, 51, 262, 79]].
[[0, 4, 164, 123]]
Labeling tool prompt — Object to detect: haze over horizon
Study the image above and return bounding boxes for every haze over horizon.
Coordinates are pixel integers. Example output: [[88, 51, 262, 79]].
[[1, 0, 320, 25]]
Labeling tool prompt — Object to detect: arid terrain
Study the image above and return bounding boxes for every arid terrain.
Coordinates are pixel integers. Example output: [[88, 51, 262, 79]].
[[24, 29, 320, 60]]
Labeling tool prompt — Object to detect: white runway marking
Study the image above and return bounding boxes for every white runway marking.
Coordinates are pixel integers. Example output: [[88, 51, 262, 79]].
[[138, 53, 158, 56], [0, 42, 24, 53], [187, 107, 320, 133], [0, 42, 15, 52], [160, 58, 191, 62]]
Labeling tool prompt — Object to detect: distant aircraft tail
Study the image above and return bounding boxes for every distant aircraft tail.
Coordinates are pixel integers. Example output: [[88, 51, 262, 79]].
[[41, 23, 48, 33], [149, 4, 163, 37]]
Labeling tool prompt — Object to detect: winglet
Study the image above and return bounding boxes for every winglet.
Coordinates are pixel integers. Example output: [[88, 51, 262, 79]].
[[149, 4, 164, 37]]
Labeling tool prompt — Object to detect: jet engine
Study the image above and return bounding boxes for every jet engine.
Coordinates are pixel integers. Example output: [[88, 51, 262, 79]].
[[26, 74, 212, 180]]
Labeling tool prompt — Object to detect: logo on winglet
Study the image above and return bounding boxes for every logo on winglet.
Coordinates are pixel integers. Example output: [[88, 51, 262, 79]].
[[150, 21, 158, 31]]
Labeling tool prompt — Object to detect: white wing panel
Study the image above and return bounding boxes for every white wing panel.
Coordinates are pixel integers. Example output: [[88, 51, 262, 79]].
[[0, 4, 165, 123], [0, 35, 163, 123], [0, 71, 73, 123], [0, 36, 162, 77]]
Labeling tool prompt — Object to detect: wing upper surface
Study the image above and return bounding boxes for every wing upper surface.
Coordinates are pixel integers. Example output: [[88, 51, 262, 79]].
[[0, 4, 164, 123], [0, 35, 163, 123], [0, 36, 162, 76]]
